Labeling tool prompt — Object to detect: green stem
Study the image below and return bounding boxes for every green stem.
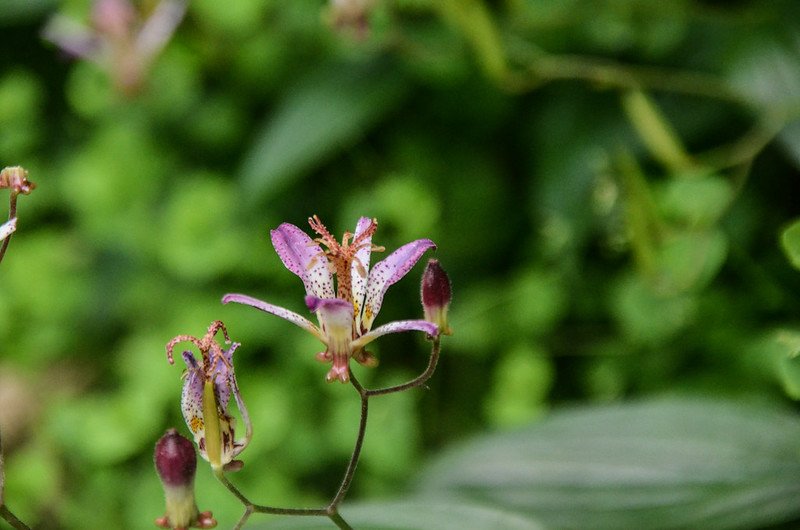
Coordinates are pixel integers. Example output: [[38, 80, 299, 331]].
[[526, 53, 743, 102], [0, 505, 30, 530], [365, 338, 441, 397], [328, 511, 354, 530], [328, 374, 369, 507], [217, 337, 442, 528], [0, 193, 18, 265]]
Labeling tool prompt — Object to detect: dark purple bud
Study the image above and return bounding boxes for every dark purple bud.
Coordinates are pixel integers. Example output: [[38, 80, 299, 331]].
[[421, 259, 452, 335], [154, 428, 196, 488], [154, 429, 216, 529]]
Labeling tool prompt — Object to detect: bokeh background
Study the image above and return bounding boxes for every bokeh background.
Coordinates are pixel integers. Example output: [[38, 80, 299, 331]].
[[3, 0, 800, 528]]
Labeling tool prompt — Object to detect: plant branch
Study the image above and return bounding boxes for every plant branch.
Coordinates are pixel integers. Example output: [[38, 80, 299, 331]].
[[0, 505, 30, 530], [365, 337, 441, 397], [219, 337, 440, 529], [0, 194, 18, 265]]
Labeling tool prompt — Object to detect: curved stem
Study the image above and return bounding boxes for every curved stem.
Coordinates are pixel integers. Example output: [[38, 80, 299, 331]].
[[216, 338, 441, 528], [365, 338, 441, 397], [214, 469, 327, 516], [328, 374, 369, 508]]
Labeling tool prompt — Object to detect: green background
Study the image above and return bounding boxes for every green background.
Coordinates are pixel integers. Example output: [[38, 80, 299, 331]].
[[3, 1, 800, 528]]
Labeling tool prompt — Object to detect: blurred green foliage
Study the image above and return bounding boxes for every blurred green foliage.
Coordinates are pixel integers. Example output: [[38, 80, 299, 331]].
[[2, 0, 800, 528]]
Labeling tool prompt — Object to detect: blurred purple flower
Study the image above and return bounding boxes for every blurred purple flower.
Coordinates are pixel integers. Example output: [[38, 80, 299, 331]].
[[42, 0, 187, 95], [223, 216, 439, 383]]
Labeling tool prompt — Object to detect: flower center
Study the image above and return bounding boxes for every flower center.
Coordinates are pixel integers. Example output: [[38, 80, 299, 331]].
[[308, 215, 382, 304]]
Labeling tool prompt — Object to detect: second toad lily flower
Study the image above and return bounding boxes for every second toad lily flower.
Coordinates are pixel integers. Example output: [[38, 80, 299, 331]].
[[166, 321, 252, 472], [223, 216, 439, 383]]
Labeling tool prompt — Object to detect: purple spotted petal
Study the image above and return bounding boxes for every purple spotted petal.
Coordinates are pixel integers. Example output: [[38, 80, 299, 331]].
[[0, 218, 16, 241], [353, 319, 439, 348], [361, 238, 436, 331], [180, 351, 206, 445], [222, 293, 323, 340], [211, 342, 239, 411], [270, 223, 335, 299], [351, 217, 374, 333]]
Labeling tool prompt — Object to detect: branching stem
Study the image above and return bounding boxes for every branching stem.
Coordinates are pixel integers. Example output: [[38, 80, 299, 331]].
[[219, 336, 442, 528]]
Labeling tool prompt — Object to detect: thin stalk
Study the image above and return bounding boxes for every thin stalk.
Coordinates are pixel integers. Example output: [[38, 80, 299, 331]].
[[0, 505, 30, 530], [0, 194, 18, 265], [328, 511, 354, 530], [366, 338, 441, 397], [328, 374, 369, 508], [214, 469, 327, 516]]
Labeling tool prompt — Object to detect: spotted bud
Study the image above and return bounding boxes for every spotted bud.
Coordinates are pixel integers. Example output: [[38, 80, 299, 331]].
[[421, 259, 452, 336]]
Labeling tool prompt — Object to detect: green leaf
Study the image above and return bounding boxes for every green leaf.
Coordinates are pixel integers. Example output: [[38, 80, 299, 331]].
[[655, 229, 728, 292], [253, 500, 544, 529], [776, 330, 800, 399], [240, 59, 409, 202], [416, 397, 800, 529], [780, 218, 800, 270], [655, 173, 733, 229]]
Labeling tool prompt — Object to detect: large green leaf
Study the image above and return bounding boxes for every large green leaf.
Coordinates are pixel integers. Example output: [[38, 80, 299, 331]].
[[253, 500, 544, 529], [416, 397, 800, 529], [239, 58, 409, 203]]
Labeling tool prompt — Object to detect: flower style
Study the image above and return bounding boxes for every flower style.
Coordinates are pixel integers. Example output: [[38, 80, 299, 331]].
[[223, 216, 439, 383], [166, 321, 252, 472]]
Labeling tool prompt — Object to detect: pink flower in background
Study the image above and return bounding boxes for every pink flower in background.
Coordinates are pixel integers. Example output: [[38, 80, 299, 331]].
[[42, 0, 187, 95], [223, 216, 439, 383]]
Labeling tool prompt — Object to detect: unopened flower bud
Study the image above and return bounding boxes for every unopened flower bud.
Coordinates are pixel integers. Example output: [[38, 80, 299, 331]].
[[421, 259, 452, 336], [154, 428, 216, 530], [0, 166, 35, 196]]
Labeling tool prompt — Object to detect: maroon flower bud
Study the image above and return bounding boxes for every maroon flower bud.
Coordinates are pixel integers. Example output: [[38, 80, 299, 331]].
[[154, 428, 216, 530], [421, 259, 452, 336]]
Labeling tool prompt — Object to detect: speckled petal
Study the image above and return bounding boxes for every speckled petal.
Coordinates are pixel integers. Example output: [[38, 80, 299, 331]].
[[351, 217, 374, 334], [212, 342, 239, 411], [361, 239, 436, 331], [222, 293, 323, 341], [180, 351, 207, 459], [270, 223, 334, 299], [0, 218, 16, 241], [353, 319, 439, 349]]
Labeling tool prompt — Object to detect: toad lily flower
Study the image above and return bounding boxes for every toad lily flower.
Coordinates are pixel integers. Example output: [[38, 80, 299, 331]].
[[166, 321, 252, 473], [223, 216, 439, 383]]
